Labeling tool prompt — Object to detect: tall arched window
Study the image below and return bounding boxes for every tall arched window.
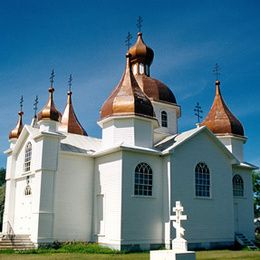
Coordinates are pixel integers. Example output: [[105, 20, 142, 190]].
[[161, 111, 168, 127], [195, 162, 210, 197], [24, 142, 32, 172], [134, 162, 153, 196], [233, 174, 244, 197]]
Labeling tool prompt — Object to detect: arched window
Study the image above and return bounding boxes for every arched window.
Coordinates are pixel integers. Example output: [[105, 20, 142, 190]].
[[24, 142, 32, 172], [134, 162, 153, 196], [25, 185, 32, 196], [161, 111, 168, 127], [233, 174, 244, 197], [195, 162, 210, 197], [24, 176, 32, 196]]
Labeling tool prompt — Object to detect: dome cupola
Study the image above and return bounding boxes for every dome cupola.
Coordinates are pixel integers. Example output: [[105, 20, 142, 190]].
[[37, 70, 62, 122], [100, 53, 154, 120], [129, 32, 154, 68], [200, 80, 244, 136], [60, 75, 87, 135]]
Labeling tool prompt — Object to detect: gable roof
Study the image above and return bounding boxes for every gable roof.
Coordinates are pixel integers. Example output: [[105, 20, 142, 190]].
[[155, 126, 239, 163]]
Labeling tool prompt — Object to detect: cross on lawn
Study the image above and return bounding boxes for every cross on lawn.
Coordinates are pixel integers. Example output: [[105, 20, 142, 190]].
[[170, 201, 187, 240]]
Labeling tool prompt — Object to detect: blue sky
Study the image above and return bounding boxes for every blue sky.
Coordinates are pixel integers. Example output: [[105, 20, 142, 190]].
[[0, 0, 259, 167]]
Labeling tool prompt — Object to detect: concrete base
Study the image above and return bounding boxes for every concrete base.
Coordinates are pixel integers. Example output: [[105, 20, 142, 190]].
[[150, 250, 196, 260]]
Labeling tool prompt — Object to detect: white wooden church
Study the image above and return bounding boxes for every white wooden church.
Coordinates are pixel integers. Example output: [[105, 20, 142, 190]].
[[2, 31, 257, 250]]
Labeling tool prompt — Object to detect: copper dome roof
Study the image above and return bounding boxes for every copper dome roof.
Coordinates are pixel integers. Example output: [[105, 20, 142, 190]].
[[135, 74, 177, 104], [9, 111, 24, 139], [60, 91, 87, 136], [38, 87, 62, 122], [129, 32, 154, 66], [200, 80, 244, 136], [100, 53, 154, 120]]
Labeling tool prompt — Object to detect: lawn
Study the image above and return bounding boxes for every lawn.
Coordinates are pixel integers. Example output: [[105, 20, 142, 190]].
[[0, 250, 260, 260]]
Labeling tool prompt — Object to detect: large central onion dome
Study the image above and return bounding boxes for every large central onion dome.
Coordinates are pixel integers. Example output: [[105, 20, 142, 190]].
[[128, 32, 177, 105], [100, 53, 154, 120], [201, 80, 244, 136]]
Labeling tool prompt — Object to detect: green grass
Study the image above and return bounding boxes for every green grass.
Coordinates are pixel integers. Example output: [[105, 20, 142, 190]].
[[0, 249, 260, 260]]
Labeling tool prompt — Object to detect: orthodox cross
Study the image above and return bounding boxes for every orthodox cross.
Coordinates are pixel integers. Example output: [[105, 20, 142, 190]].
[[136, 16, 143, 32], [170, 201, 187, 240], [50, 69, 55, 87], [194, 102, 203, 123], [20, 95, 24, 112], [68, 74, 73, 92], [125, 32, 133, 50], [33, 95, 39, 117], [213, 63, 220, 80]]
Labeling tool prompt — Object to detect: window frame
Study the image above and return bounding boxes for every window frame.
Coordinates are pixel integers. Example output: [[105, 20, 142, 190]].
[[161, 111, 168, 128], [194, 162, 211, 198], [133, 162, 153, 197], [233, 174, 244, 197], [24, 142, 32, 173]]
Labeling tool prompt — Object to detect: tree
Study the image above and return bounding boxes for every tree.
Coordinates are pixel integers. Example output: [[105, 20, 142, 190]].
[[0, 168, 6, 186], [253, 170, 260, 218], [0, 168, 5, 231]]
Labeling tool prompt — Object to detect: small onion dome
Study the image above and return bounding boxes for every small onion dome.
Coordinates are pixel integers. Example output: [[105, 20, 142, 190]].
[[9, 111, 24, 139], [135, 74, 177, 104], [200, 80, 244, 136], [38, 87, 62, 122], [100, 53, 154, 120], [60, 91, 87, 136], [129, 32, 154, 66]]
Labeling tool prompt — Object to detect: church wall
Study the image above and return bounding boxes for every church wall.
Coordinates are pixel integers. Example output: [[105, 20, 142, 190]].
[[102, 118, 153, 149], [232, 167, 254, 240], [94, 151, 123, 249], [170, 132, 235, 249], [53, 152, 94, 241], [121, 151, 163, 250], [152, 102, 178, 135], [217, 136, 244, 162]]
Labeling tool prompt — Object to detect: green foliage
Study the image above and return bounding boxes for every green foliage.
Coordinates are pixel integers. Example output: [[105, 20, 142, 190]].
[[0, 242, 122, 255], [0, 168, 5, 231], [0, 168, 6, 186], [253, 171, 260, 218]]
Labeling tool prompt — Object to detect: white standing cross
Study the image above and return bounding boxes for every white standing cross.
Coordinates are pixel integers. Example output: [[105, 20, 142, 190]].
[[170, 201, 187, 240]]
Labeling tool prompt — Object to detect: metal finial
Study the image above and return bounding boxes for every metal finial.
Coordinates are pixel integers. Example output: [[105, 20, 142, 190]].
[[33, 95, 39, 117], [125, 32, 133, 50], [136, 16, 143, 32], [50, 69, 55, 87], [68, 74, 73, 92], [213, 63, 220, 80], [20, 95, 24, 112], [194, 102, 203, 123]]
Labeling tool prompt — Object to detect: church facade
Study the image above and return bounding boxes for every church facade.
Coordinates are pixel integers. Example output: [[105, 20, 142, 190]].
[[2, 31, 257, 250]]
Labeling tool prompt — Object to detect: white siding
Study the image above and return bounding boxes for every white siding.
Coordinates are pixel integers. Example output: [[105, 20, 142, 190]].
[[94, 152, 122, 249], [121, 151, 163, 248], [53, 153, 94, 241], [170, 132, 235, 246], [232, 167, 254, 240]]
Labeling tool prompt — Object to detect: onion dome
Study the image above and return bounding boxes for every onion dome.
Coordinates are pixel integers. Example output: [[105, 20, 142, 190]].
[[9, 111, 24, 139], [60, 90, 87, 136], [100, 53, 154, 120], [37, 87, 62, 122], [135, 74, 177, 104], [200, 80, 244, 136], [129, 32, 154, 66]]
